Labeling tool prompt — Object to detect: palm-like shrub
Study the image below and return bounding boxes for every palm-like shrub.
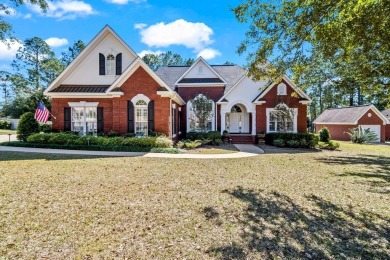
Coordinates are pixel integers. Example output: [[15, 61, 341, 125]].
[[346, 126, 378, 143]]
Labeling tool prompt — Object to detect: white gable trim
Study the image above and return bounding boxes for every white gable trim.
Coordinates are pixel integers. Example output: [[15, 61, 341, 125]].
[[44, 25, 138, 95], [217, 74, 246, 103], [175, 57, 227, 86], [365, 105, 390, 124], [131, 94, 150, 105], [253, 75, 312, 104]]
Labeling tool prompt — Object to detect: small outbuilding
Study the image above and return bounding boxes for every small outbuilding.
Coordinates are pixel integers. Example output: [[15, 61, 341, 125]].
[[313, 105, 389, 142]]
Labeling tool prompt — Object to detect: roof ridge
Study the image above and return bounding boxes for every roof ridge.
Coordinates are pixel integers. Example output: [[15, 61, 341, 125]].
[[325, 104, 372, 110]]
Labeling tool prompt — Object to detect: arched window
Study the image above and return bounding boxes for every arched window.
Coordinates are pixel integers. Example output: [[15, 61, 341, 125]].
[[187, 94, 214, 132], [231, 105, 242, 113], [135, 100, 148, 136], [277, 83, 287, 95], [106, 54, 115, 75], [267, 103, 297, 132]]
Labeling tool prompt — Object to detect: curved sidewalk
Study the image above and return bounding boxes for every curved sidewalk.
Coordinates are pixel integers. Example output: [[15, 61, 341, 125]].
[[0, 144, 264, 159]]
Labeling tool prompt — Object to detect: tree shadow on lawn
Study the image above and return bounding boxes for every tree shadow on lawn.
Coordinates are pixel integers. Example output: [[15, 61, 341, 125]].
[[0, 151, 122, 161], [206, 187, 390, 259], [260, 145, 322, 154], [317, 154, 390, 193]]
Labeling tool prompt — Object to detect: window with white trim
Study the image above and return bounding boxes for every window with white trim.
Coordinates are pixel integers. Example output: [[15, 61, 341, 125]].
[[187, 94, 214, 132], [106, 54, 115, 75], [70, 103, 98, 135], [135, 100, 148, 136], [277, 83, 287, 95], [267, 104, 297, 133]]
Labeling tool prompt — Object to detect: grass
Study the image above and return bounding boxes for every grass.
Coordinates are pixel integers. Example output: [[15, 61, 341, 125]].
[[0, 141, 389, 259], [0, 129, 16, 135]]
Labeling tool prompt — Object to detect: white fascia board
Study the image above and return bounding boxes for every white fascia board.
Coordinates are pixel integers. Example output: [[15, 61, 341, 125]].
[[48, 94, 120, 98], [282, 75, 312, 102], [217, 74, 246, 103], [174, 56, 227, 85], [253, 101, 267, 105], [312, 122, 357, 125], [157, 91, 185, 105], [364, 105, 390, 124], [299, 100, 311, 105], [176, 83, 225, 87]]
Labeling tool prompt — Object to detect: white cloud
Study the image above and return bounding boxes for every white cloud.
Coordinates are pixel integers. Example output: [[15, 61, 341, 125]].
[[106, 0, 146, 4], [45, 37, 69, 48], [134, 23, 147, 29], [0, 7, 17, 16], [0, 40, 22, 60], [23, 13, 32, 19], [27, 0, 96, 20], [139, 19, 214, 51], [137, 50, 163, 57], [197, 48, 221, 60]]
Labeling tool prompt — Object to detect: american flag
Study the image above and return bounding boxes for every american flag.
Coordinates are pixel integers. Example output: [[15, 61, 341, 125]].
[[34, 101, 50, 123]]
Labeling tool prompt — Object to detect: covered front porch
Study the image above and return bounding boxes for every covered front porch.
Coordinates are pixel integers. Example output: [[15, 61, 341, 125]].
[[220, 102, 257, 137]]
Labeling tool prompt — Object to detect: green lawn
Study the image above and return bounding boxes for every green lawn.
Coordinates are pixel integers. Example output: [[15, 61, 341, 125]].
[[0, 129, 16, 135], [0, 141, 389, 259]]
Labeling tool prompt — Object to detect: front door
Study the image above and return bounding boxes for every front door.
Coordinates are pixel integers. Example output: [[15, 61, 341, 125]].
[[229, 113, 249, 133]]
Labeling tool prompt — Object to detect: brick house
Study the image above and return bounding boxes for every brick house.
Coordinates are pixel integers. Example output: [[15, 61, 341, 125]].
[[44, 25, 311, 143], [313, 105, 389, 142]]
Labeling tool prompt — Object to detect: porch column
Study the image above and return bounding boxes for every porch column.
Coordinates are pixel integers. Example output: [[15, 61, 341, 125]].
[[251, 110, 256, 135], [220, 110, 226, 134]]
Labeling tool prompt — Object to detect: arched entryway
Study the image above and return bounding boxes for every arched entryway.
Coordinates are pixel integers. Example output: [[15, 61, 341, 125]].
[[226, 104, 250, 133]]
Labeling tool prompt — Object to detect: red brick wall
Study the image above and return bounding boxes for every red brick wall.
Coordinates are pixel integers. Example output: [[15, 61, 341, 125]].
[[255, 79, 308, 133], [51, 98, 113, 133], [386, 124, 390, 141], [177, 86, 224, 102], [315, 124, 354, 141], [51, 66, 172, 136]]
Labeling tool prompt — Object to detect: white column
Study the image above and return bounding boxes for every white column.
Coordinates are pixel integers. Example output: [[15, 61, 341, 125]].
[[252, 110, 256, 135], [220, 111, 226, 134]]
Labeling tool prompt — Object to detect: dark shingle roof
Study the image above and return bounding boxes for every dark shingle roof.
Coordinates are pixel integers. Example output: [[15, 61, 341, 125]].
[[314, 105, 373, 124], [178, 78, 224, 84], [382, 108, 390, 119], [50, 85, 110, 93], [155, 65, 246, 94]]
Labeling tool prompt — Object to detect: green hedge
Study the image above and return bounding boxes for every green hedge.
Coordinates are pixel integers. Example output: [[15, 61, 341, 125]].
[[265, 132, 319, 148], [186, 131, 222, 145], [26, 133, 173, 148], [0, 120, 11, 129]]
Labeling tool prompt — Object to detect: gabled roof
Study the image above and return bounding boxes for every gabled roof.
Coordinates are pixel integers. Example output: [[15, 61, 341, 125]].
[[382, 108, 390, 119], [174, 57, 227, 86], [155, 64, 245, 93], [253, 75, 311, 104], [313, 105, 389, 125], [44, 25, 138, 95]]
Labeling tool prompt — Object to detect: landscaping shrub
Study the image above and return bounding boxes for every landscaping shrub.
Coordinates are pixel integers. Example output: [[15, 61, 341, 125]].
[[176, 141, 185, 149], [184, 140, 202, 149], [148, 130, 165, 137], [17, 112, 40, 141], [48, 132, 80, 145], [27, 133, 52, 144], [319, 127, 331, 142], [0, 119, 11, 129], [123, 133, 135, 138], [318, 140, 340, 150], [121, 137, 156, 147], [107, 130, 119, 137], [286, 140, 300, 148], [265, 132, 318, 148], [150, 147, 182, 153], [155, 135, 173, 148], [39, 123, 52, 133], [273, 139, 285, 147], [186, 131, 207, 141], [346, 126, 378, 143]]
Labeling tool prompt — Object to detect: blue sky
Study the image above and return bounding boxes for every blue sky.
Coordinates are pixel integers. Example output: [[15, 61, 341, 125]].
[[0, 0, 250, 71]]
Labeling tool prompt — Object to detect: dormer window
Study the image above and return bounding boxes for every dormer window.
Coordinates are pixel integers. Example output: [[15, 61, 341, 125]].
[[106, 54, 115, 75], [277, 83, 287, 95]]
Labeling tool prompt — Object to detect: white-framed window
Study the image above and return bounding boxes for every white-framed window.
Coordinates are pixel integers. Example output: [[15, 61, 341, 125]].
[[135, 100, 148, 136], [266, 104, 297, 133], [187, 94, 215, 132], [69, 102, 98, 135], [106, 54, 115, 75], [277, 83, 287, 95]]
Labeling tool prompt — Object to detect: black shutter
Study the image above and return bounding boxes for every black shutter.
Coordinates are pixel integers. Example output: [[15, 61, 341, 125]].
[[99, 53, 105, 75], [97, 107, 104, 133], [148, 100, 154, 132], [116, 53, 122, 75], [64, 107, 71, 131], [178, 110, 183, 133], [128, 101, 134, 133]]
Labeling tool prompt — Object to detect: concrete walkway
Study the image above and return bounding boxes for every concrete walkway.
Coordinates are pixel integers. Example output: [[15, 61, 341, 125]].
[[0, 144, 264, 159]]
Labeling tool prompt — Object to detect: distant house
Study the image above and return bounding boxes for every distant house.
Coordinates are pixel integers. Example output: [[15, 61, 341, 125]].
[[313, 105, 389, 142], [44, 25, 312, 143], [382, 108, 390, 141]]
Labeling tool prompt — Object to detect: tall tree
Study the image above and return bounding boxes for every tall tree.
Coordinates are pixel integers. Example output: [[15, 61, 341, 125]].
[[142, 51, 194, 71], [60, 40, 85, 67], [232, 0, 390, 91], [0, 1, 48, 42]]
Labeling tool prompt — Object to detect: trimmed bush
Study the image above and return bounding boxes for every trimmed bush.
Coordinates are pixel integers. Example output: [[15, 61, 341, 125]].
[[184, 140, 202, 149], [0, 120, 11, 129], [176, 141, 185, 149], [265, 132, 318, 148], [286, 140, 300, 148], [318, 140, 340, 150], [155, 136, 173, 148], [273, 139, 285, 147], [319, 127, 331, 142], [150, 147, 182, 154], [107, 130, 119, 137], [48, 132, 80, 145], [121, 137, 156, 147], [17, 112, 40, 141], [39, 123, 52, 133], [27, 133, 52, 144]]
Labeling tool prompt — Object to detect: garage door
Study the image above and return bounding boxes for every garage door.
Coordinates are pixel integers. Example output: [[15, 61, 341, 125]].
[[359, 125, 381, 142]]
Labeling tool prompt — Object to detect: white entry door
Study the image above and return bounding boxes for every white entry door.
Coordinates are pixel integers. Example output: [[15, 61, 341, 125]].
[[229, 113, 250, 133], [359, 125, 381, 142]]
